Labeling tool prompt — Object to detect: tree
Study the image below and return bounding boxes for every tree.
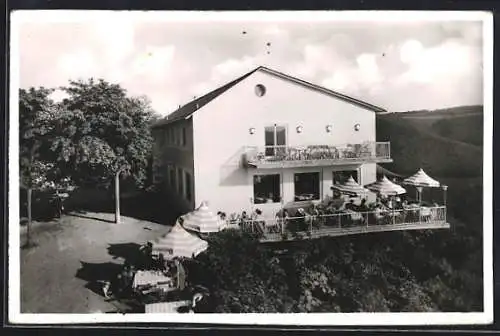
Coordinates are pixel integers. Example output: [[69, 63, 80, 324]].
[[19, 87, 57, 246], [50, 79, 157, 223], [191, 230, 294, 313]]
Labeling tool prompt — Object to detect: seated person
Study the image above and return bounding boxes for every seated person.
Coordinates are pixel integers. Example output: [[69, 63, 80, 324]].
[[308, 204, 319, 217], [217, 211, 227, 221], [373, 204, 386, 221], [102, 263, 134, 299], [344, 199, 356, 211], [139, 242, 153, 269], [386, 198, 394, 209], [357, 198, 369, 212], [394, 197, 403, 209], [153, 253, 167, 271]]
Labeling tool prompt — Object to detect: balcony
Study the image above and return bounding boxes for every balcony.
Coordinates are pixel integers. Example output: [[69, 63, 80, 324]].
[[225, 205, 449, 243], [243, 141, 392, 169]]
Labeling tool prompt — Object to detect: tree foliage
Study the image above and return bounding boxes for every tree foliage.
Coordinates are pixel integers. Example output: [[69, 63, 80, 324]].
[[190, 230, 294, 313], [19, 87, 58, 189], [50, 79, 156, 188], [191, 225, 482, 313]]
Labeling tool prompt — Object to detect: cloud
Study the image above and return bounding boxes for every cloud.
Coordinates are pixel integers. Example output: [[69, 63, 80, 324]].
[[56, 50, 98, 80], [16, 16, 484, 114], [131, 45, 176, 81], [399, 38, 481, 85]]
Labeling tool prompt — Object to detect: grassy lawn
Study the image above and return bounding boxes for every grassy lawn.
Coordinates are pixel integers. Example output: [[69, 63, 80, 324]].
[[20, 212, 171, 313]]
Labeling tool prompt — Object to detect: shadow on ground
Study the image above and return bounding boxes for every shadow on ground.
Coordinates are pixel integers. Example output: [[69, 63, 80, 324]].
[[75, 261, 123, 296], [64, 189, 183, 225], [21, 187, 184, 226], [107, 242, 145, 268], [70, 212, 116, 224]]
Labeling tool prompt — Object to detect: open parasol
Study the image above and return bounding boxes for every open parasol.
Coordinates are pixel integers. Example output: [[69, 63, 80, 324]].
[[365, 175, 406, 196], [182, 201, 227, 233], [331, 176, 369, 196], [152, 221, 208, 259], [403, 168, 440, 187], [403, 168, 446, 205]]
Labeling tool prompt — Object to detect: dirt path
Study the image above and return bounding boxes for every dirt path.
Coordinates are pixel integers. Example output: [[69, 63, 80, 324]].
[[20, 212, 171, 313]]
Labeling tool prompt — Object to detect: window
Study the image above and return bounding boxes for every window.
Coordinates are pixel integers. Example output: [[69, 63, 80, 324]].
[[165, 165, 170, 186], [186, 172, 193, 201], [185, 172, 192, 201], [170, 167, 176, 189], [294, 172, 320, 201], [178, 168, 183, 194], [333, 170, 359, 185], [182, 127, 187, 147], [165, 129, 170, 145], [253, 174, 280, 204], [264, 125, 286, 156]]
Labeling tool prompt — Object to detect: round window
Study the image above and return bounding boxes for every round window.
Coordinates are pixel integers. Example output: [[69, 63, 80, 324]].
[[255, 84, 266, 97], [354, 123, 360, 131]]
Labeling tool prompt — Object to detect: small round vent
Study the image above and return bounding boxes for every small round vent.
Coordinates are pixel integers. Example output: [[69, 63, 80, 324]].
[[255, 84, 266, 97]]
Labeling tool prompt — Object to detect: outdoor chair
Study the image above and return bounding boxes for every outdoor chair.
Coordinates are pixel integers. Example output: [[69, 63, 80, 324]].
[[420, 207, 432, 222]]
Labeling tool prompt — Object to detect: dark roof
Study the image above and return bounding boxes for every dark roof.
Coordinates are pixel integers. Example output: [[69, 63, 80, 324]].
[[152, 66, 387, 129], [152, 69, 258, 128]]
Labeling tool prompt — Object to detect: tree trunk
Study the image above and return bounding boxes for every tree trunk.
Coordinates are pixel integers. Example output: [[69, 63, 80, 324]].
[[115, 171, 120, 224], [26, 187, 32, 246]]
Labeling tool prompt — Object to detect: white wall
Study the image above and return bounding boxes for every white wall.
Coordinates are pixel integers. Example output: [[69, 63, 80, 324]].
[[192, 69, 379, 214]]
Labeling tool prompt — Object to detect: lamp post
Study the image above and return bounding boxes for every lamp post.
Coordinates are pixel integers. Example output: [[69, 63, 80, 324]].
[[441, 185, 448, 206]]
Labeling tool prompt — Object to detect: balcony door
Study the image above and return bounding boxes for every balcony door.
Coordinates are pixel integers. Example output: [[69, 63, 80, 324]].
[[265, 124, 286, 156]]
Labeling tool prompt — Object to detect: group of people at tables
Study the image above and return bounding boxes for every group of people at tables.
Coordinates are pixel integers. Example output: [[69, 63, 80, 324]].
[[101, 242, 185, 302], [221, 192, 439, 233]]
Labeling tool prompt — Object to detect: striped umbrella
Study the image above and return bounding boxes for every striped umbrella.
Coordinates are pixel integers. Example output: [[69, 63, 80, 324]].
[[365, 175, 406, 196], [152, 221, 208, 259], [403, 168, 440, 187], [331, 176, 369, 196], [403, 168, 441, 204], [182, 201, 227, 233]]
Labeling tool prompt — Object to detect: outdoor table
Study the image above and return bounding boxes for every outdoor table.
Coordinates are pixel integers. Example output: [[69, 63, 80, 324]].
[[345, 209, 363, 222], [145, 300, 192, 313], [132, 270, 174, 290]]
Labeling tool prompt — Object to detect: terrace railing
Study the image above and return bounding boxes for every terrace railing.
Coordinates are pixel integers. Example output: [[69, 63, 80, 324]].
[[243, 141, 392, 168], [225, 205, 448, 242]]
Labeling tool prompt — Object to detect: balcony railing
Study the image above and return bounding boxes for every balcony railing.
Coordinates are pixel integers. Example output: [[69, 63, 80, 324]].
[[225, 205, 448, 242], [243, 141, 392, 168]]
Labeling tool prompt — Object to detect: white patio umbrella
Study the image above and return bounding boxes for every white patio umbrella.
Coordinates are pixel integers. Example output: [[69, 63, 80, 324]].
[[365, 176, 407, 225], [403, 168, 440, 187], [365, 175, 407, 196], [182, 201, 227, 233], [152, 221, 208, 259], [403, 168, 447, 205], [331, 176, 369, 197]]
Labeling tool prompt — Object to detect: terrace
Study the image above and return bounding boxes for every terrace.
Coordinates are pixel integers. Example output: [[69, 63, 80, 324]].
[[226, 204, 449, 243], [243, 141, 392, 169]]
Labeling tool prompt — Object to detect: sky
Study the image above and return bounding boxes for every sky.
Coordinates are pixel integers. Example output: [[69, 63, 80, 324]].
[[16, 12, 485, 115]]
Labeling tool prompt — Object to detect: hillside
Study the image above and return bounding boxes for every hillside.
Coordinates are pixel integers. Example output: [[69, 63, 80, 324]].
[[389, 105, 483, 147], [376, 107, 483, 178]]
